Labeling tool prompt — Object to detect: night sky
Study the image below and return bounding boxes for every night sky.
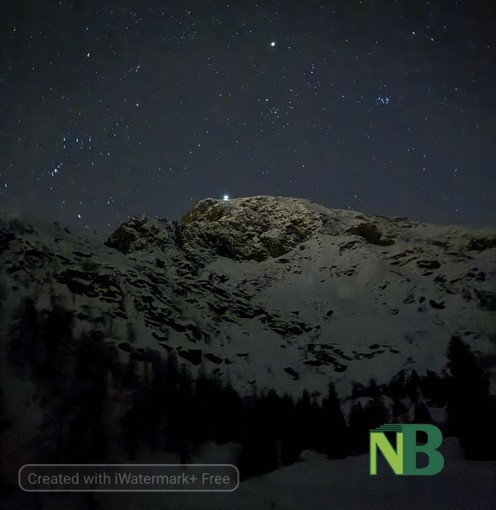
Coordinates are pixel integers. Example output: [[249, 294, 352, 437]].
[[0, 0, 494, 231]]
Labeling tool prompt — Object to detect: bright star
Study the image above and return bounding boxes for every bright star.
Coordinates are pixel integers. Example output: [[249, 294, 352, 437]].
[[223, 194, 230, 201], [270, 41, 276, 47]]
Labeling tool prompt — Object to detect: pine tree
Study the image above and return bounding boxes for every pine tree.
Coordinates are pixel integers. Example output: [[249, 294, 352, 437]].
[[348, 401, 368, 455], [364, 395, 389, 430], [8, 297, 39, 370], [420, 370, 448, 407], [164, 363, 195, 461], [446, 335, 495, 459], [238, 393, 280, 478], [413, 402, 433, 424], [145, 352, 167, 450], [296, 390, 321, 451], [318, 383, 348, 458], [279, 393, 302, 465], [405, 370, 420, 403], [66, 331, 108, 462], [388, 370, 407, 403], [39, 304, 74, 381]]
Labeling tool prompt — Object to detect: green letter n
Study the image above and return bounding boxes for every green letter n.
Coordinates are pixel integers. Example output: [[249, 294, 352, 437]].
[[370, 425, 404, 475]]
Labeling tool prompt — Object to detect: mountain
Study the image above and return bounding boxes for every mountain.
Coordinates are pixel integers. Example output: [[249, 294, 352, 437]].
[[0, 196, 495, 499], [1, 196, 495, 397]]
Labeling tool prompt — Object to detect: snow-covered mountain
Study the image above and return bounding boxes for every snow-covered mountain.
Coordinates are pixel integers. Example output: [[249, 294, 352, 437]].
[[1, 195, 495, 397], [1, 196, 495, 508]]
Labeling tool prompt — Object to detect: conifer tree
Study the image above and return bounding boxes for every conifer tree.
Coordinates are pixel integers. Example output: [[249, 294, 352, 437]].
[[318, 383, 348, 458], [348, 400, 368, 454], [446, 335, 495, 459]]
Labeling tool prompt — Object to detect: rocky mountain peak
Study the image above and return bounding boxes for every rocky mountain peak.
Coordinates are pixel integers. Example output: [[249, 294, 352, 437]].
[[179, 195, 324, 261], [102, 196, 496, 262]]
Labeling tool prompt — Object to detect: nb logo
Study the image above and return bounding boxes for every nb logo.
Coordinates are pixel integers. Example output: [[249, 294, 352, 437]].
[[370, 424, 444, 476]]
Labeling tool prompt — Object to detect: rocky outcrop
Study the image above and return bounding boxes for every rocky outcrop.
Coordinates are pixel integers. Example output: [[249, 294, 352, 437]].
[[179, 196, 323, 261], [105, 215, 176, 254], [466, 236, 496, 252], [346, 222, 395, 246]]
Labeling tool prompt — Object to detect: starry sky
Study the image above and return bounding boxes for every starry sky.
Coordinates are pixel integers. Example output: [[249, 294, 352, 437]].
[[0, 0, 494, 231]]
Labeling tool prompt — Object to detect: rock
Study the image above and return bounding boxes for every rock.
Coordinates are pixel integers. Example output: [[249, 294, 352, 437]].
[[0, 231, 15, 252], [179, 196, 323, 261], [417, 260, 441, 269], [474, 290, 496, 311], [466, 236, 496, 251], [105, 215, 176, 254], [303, 360, 324, 366], [429, 299, 445, 309], [205, 353, 223, 364], [347, 222, 394, 246], [177, 348, 202, 366], [284, 367, 300, 380]]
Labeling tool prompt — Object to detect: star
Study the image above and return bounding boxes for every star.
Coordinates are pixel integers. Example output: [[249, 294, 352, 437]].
[[0, 1, 492, 229]]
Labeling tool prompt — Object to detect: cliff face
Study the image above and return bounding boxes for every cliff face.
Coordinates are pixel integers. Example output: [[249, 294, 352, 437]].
[[179, 196, 325, 260], [1, 196, 494, 397]]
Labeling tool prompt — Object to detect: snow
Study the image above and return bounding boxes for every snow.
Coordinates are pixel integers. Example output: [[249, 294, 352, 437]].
[[3, 439, 493, 509], [1, 198, 495, 399], [0, 198, 495, 508]]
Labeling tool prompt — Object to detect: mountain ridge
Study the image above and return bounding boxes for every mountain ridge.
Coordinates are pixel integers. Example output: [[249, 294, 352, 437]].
[[1, 196, 494, 398]]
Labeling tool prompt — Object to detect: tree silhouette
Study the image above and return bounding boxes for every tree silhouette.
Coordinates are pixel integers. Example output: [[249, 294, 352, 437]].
[[8, 297, 39, 370], [38, 304, 74, 381], [163, 363, 195, 462], [348, 400, 368, 454], [238, 393, 280, 479], [388, 370, 407, 403], [146, 352, 167, 450], [318, 383, 348, 458], [405, 370, 420, 403], [64, 331, 109, 462], [295, 390, 321, 451], [413, 402, 433, 424], [446, 335, 495, 459], [279, 393, 302, 465], [420, 370, 448, 407]]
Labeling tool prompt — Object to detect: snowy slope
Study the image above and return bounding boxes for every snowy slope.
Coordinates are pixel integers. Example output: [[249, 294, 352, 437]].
[[1, 439, 494, 510], [0, 196, 495, 398], [97, 439, 496, 510]]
